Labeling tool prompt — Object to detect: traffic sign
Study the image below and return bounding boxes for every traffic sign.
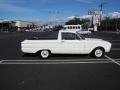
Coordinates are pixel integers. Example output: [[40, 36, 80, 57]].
[[88, 10, 102, 15]]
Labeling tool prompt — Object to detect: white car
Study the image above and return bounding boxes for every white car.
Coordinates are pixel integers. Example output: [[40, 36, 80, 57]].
[[21, 30, 112, 58]]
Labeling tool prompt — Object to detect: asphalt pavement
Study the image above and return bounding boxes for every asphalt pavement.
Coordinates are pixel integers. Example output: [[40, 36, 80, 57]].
[[0, 31, 120, 60], [0, 31, 120, 90]]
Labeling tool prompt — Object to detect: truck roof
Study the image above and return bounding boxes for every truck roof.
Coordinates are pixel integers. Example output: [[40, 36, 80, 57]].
[[64, 25, 81, 27], [59, 30, 77, 33]]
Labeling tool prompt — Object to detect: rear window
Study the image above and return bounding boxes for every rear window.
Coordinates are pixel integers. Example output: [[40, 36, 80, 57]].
[[62, 33, 80, 40]]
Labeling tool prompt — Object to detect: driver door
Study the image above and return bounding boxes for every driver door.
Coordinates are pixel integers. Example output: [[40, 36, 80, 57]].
[[60, 32, 84, 54]]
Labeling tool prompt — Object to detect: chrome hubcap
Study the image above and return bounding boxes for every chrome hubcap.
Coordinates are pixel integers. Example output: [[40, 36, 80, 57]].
[[95, 49, 103, 57], [41, 50, 49, 58]]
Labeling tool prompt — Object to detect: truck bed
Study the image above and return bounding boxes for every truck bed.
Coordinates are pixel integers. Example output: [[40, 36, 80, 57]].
[[30, 37, 57, 40]]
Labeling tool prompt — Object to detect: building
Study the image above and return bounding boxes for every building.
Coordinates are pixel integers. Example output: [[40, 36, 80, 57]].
[[40, 24, 53, 31], [15, 20, 38, 32], [0, 19, 16, 32], [0, 19, 38, 32]]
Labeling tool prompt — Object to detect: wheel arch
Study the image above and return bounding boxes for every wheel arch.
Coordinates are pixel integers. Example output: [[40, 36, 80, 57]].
[[36, 49, 51, 54], [91, 46, 105, 54]]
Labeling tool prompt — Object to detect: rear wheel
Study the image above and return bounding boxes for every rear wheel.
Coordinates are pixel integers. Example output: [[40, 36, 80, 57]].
[[92, 48, 104, 58], [40, 50, 50, 59]]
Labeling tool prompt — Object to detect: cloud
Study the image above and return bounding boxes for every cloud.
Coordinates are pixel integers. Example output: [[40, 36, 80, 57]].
[[108, 12, 120, 18], [79, 15, 91, 19], [67, 15, 91, 20], [0, 0, 35, 13], [102, 12, 120, 19], [41, 12, 120, 25], [67, 16, 76, 20], [67, 12, 120, 21], [77, 12, 120, 20], [76, 0, 94, 3]]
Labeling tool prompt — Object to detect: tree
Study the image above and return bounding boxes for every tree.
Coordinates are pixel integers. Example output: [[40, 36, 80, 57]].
[[81, 19, 90, 29], [53, 25, 63, 31], [99, 17, 120, 31], [65, 18, 82, 25]]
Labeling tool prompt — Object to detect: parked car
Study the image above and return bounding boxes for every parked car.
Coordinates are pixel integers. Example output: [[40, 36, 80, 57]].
[[21, 30, 112, 58]]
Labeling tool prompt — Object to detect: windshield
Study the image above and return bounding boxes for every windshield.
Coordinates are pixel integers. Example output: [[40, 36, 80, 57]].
[[76, 32, 85, 40]]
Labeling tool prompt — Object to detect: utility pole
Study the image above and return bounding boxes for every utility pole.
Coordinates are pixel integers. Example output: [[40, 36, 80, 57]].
[[99, 0, 106, 30], [116, 14, 119, 31], [99, 1, 106, 11]]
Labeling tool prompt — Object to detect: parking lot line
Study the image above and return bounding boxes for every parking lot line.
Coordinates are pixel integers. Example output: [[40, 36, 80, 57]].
[[0, 61, 2, 64], [111, 48, 120, 51], [1, 59, 120, 61], [0, 59, 111, 62], [1, 61, 120, 65], [0, 59, 120, 64], [112, 43, 120, 45], [109, 40, 120, 41], [105, 55, 120, 66]]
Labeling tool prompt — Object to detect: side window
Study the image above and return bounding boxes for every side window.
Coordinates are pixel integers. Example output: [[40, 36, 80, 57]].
[[62, 33, 80, 40], [76, 26, 78, 29], [70, 26, 72, 29], [64, 27, 66, 30], [73, 26, 75, 29]]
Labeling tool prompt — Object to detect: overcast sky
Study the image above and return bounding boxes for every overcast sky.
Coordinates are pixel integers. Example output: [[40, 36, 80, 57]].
[[0, 0, 119, 22]]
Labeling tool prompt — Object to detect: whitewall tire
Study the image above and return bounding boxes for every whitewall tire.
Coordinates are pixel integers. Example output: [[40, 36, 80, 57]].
[[93, 48, 104, 58], [40, 50, 50, 59]]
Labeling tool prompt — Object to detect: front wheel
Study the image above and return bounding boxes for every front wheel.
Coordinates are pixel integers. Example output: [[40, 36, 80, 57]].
[[92, 48, 105, 58], [40, 50, 50, 59]]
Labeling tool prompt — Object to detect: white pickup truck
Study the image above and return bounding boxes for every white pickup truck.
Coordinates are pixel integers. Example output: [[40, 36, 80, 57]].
[[21, 30, 112, 58]]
